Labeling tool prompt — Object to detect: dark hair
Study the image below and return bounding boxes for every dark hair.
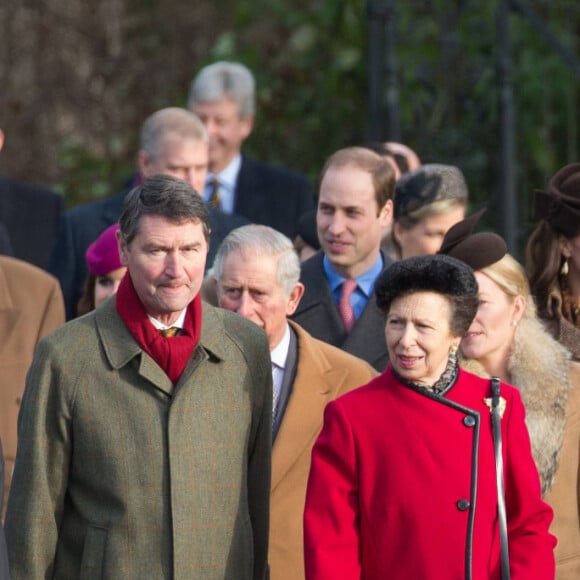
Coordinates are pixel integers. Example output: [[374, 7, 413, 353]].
[[375, 254, 479, 335], [119, 175, 210, 245], [525, 220, 563, 320], [77, 274, 97, 316]]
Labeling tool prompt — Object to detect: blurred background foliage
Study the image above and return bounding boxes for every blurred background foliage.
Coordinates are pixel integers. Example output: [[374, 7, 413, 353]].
[[0, 0, 577, 253]]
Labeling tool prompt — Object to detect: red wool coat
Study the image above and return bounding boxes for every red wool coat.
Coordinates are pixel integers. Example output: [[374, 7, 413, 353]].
[[304, 367, 556, 580]]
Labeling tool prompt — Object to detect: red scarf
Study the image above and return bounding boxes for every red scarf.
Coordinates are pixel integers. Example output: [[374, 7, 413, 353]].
[[115, 273, 201, 384]]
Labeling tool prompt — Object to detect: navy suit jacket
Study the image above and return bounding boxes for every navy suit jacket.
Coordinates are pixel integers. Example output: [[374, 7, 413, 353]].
[[290, 252, 391, 372], [234, 155, 315, 240], [48, 188, 246, 320], [0, 177, 63, 269]]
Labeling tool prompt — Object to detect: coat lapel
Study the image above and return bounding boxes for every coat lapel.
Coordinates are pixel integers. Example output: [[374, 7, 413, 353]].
[[271, 322, 350, 490]]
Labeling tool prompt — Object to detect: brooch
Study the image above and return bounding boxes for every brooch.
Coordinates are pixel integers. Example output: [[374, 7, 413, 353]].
[[483, 397, 507, 418]]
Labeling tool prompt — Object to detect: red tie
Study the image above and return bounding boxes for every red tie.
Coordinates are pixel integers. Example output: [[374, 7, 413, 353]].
[[338, 279, 357, 333]]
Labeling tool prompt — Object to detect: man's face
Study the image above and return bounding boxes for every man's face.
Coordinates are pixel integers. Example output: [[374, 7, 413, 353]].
[[139, 136, 209, 195], [118, 215, 208, 325], [217, 250, 303, 351], [317, 164, 392, 279], [191, 97, 253, 173]]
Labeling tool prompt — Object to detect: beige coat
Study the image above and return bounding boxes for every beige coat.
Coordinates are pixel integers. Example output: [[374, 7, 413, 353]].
[[0, 256, 65, 510], [6, 299, 272, 579], [462, 315, 580, 579], [269, 321, 377, 580]]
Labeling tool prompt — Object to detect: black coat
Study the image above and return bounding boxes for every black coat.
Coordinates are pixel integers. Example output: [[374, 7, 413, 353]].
[[290, 252, 391, 372], [234, 155, 315, 240], [0, 177, 63, 269]]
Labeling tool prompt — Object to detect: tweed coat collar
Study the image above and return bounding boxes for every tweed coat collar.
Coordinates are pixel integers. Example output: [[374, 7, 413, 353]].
[[95, 298, 229, 395], [461, 315, 572, 495]]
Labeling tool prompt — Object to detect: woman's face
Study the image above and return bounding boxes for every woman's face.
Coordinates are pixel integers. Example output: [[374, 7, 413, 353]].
[[394, 206, 465, 259], [386, 291, 460, 386], [94, 267, 127, 308], [460, 271, 519, 368]]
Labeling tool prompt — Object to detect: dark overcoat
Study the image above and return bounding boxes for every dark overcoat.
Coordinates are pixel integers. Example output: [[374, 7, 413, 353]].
[[291, 252, 391, 372]]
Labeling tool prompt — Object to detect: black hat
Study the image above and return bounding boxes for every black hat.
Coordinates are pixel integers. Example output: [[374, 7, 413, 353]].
[[394, 164, 468, 220], [296, 209, 320, 250], [438, 209, 507, 271], [534, 162, 580, 238], [375, 254, 477, 312]]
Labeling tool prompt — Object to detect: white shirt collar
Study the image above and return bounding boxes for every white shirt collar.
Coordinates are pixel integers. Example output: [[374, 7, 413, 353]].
[[148, 308, 187, 331], [270, 323, 291, 369], [215, 154, 242, 190]]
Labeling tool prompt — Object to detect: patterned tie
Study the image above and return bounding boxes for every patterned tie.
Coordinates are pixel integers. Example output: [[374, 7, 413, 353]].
[[338, 279, 358, 333], [208, 176, 221, 209], [271, 364, 281, 436], [159, 327, 180, 338]]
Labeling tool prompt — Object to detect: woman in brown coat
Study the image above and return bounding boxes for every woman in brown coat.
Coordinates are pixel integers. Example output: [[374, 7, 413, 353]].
[[526, 162, 580, 360], [441, 216, 580, 578]]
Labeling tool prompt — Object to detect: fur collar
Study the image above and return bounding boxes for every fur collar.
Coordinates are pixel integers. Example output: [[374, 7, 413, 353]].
[[461, 316, 571, 496]]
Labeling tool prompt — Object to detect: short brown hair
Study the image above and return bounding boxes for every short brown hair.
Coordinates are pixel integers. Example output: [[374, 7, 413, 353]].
[[320, 147, 396, 212]]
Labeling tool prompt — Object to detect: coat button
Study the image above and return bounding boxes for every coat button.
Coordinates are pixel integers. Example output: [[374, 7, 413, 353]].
[[463, 415, 476, 427], [456, 499, 470, 511]]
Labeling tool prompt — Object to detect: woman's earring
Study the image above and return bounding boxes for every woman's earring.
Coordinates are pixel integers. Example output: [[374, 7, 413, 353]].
[[561, 258, 569, 277], [449, 344, 459, 366]]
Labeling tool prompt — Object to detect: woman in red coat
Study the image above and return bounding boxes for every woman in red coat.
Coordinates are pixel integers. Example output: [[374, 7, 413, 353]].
[[303, 254, 555, 579]]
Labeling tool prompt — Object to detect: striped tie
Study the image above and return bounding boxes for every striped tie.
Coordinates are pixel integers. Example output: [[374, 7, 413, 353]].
[[209, 176, 221, 209]]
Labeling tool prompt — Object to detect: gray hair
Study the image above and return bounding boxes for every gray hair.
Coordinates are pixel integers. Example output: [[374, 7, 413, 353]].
[[187, 61, 256, 118], [213, 225, 300, 296], [120, 175, 210, 245], [140, 107, 208, 161]]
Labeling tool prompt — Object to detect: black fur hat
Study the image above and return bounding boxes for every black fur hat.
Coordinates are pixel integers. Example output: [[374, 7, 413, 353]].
[[375, 254, 477, 314]]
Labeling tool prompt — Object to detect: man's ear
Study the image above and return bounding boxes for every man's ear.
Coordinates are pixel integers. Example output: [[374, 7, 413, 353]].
[[116, 230, 129, 266], [286, 282, 305, 317], [240, 115, 254, 141], [136, 150, 151, 178], [0, 129, 5, 153]]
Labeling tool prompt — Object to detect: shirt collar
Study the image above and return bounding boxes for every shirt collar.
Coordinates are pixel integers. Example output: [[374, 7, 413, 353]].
[[148, 308, 187, 331], [208, 154, 242, 190], [323, 253, 384, 298], [270, 323, 291, 370]]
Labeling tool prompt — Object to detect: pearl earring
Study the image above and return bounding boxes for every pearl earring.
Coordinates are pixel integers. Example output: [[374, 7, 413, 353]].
[[561, 258, 569, 277]]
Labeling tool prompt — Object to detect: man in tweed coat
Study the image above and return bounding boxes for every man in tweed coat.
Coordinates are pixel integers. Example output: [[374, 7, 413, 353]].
[[5, 175, 272, 579]]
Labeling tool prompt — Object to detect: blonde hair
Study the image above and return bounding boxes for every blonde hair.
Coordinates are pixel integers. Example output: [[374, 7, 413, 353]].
[[479, 253, 536, 320]]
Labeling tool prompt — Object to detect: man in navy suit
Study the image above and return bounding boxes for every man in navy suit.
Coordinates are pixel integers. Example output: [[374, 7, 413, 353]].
[[187, 61, 315, 240], [48, 108, 247, 319], [291, 147, 396, 372], [0, 128, 63, 269]]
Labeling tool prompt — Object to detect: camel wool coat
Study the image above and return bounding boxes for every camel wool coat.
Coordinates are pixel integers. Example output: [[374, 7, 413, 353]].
[[0, 256, 65, 511], [269, 321, 377, 580], [5, 299, 272, 580]]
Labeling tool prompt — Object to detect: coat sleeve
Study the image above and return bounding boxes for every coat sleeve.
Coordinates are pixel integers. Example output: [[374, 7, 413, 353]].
[[4, 338, 72, 579], [504, 387, 557, 578], [303, 400, 361, 580], [247, 341, 273, 580]]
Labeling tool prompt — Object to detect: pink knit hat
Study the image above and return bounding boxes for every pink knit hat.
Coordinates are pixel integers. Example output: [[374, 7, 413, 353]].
[[85, 223, 123, 275]]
